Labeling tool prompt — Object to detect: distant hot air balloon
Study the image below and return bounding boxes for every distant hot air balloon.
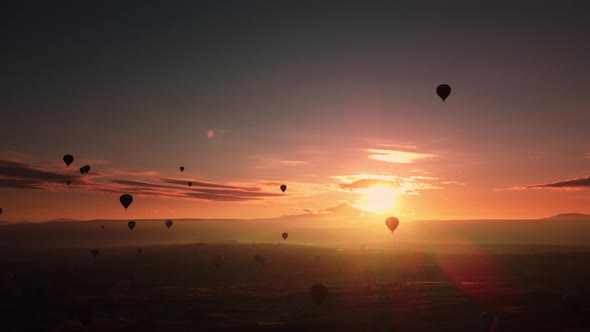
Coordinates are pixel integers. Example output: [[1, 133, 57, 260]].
[[188, 182, 192, 187], [82, 165, 91, 174], [66, 180, 71, 186], [310, 283, 328, 305], [436, 84, 451, 102], [63, 155, 74, 167], [385, 217, 399, 233], [214, 255, 224, 268], [180, 166, 184, 172], [165, 219, 173, 229], [137, 248, 143, 255], [100, 225, 104, 230], [282, 232, 288, 240], [91, 249, 99, 258], [128, 221, 136, 230], [280, 184, 287, 193], [79, 167, 85, 174], [77, 307, 95, 326], [0, 208, 3, 215], [120, 194, 133, 210]]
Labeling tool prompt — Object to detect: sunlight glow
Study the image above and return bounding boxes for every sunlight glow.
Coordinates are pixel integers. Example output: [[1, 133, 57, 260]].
[[362, 186, 397, 214]]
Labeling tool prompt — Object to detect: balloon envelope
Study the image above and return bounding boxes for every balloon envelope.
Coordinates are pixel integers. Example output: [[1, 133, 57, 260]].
[[82, 165, 91, 174], [79, 167, 85, 174], [100, 225, 104, 230], [165, 219, 173, 229], [188, 182, 192, 187], [128, 221, 136, 230], [282, 232, 288, 240], [66, 180, 71, 186], [180, 166, 184, 172], [436, 84, 451, 101], [310, 284, 328, 305], [0, 208, 2, 215], [385, 217, 400, 233], [63, 155, 74, 167], [280, 184, 287, 192], [120, 194, 133, 210]]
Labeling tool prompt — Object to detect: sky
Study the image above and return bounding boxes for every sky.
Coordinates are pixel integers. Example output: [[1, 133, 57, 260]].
[[1, 0, 590, 222]]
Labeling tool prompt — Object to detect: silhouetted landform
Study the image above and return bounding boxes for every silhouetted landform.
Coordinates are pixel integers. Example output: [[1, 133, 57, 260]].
[[1, 204, 590, 249]]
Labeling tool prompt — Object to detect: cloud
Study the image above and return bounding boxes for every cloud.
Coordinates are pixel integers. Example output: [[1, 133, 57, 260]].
[[526, 175, 590, 190], [368, 149, 437, 164], [332, 173, 443, 195], [0, 159, 282, 202], [251, 156, 310, 168]]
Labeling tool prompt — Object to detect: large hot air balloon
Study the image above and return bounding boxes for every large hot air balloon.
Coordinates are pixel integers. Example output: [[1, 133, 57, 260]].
[[66, 180, 71, 186], [137, 248, 143, 255], [180, 166, 184, 172], [436, 84, 451, 101], [310, 284, 328, 305], [91, 249, 99, 258], [128, 221, 136, 230], [77, 307, 94, 326], [385, 217, 399, 233], [63, 155, 74, 167], [120, 194, 133, 210], [188, 182, 192, 187], [165, 219, 173, 229], [214, 255, 224, 268], [282, 232, 288, 240], [280, 184, 287, 193]]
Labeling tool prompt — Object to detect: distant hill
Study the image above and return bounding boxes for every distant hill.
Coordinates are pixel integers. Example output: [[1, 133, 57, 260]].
[[1, 207, 590, 248]]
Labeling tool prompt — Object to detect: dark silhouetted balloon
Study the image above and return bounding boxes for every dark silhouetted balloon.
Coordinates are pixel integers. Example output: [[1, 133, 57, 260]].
[[137, 248, 143, 255], [120, 194, 133, 210], [310, 283, 328, 305], [63, 155, 74, 167], [128, 221, 136, 230], [385, 217, 400, 233], [77, 307, 94, 326], [282, 232, 288, 240], [165, 219, 173, 229], [66, 180, 71, 186], [188, 182, 192, 187], [280, 184, 287, 193], [79, 167, 85, 174], [82, 165, 90, 174], [436, 84, 451, 101], [100, 225, 104, 230], [180, 166, 184, 172], [91, 249, 99, 258], [214, 255, 224, 268], [563, 292, 582, 311], [0, 208, 2, 215]]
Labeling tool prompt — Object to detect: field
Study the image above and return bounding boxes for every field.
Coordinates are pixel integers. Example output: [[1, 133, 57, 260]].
[[1, 243, 589, 332]]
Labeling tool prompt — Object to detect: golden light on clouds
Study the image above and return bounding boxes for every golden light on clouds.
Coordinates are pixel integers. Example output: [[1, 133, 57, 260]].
[[368, 149, 437, 164]]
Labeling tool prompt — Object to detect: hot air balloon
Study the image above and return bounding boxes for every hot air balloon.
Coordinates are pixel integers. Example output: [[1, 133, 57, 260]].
[[77, 307, 95, 326], [82, 165, 91, 174], [282, 232, 288, 240], [385, 217, 399, 233], [79, 167, 85, 174], [280, 184, 287, 193], [100, 225, 104, 230], [128, 221, 136, 230], [137, 248, 143, 255], [310, 283, 328, 305], [188, 182, 192, 187], [91, 249, 99, 258], [120, 194, 133, 210], [63, 155, 74, 167], [214, 255, 224, 268], [436, 84, 451, 101], [66, 180, 71, 186], [180, 166, 184, 172], [165, 219, 173, 229], [0, 208, 3, 215]]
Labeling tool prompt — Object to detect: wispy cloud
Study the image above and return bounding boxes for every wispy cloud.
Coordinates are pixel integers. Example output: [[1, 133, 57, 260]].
[[367, 149, 437, 164], [251, 156, 310, 168], [332, 173, 443, 195], [526, 175, 590, 190]]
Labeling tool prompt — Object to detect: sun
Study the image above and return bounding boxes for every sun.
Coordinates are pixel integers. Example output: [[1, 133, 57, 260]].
[[362, 186, 397, 214]]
